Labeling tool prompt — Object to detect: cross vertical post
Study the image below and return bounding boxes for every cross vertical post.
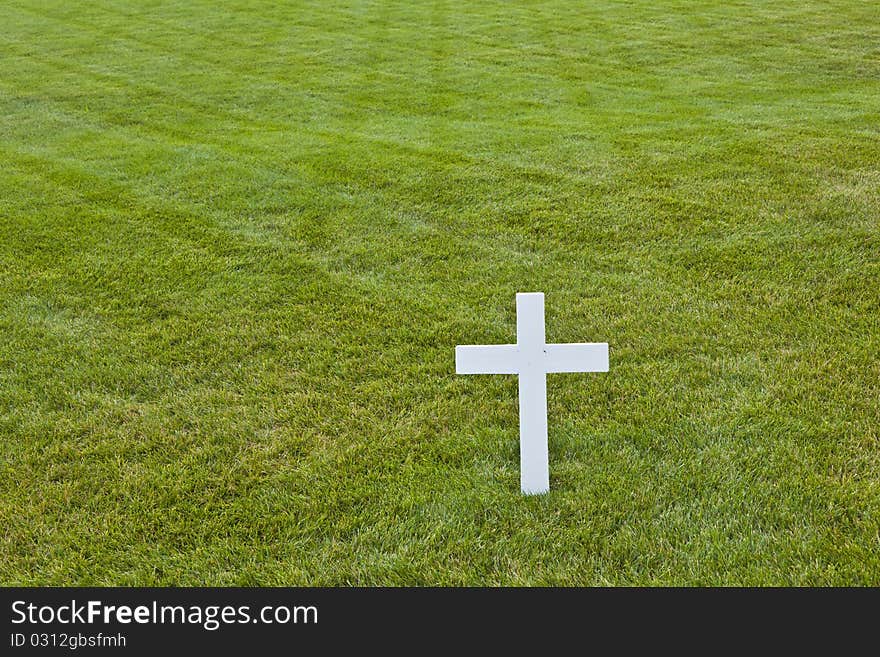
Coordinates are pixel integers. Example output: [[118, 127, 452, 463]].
[[516, 293, 550, 494]]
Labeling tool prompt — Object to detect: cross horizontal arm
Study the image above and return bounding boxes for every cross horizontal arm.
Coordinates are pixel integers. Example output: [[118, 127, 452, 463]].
[[545, 343, 608, 373], [455, 344, 519, 375]]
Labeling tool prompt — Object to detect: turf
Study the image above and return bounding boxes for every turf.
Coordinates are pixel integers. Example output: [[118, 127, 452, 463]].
[[1, 0, 878, 585]]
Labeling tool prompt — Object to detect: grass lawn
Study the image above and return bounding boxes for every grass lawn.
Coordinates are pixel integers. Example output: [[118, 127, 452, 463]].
[[1, 0, 878, 585]]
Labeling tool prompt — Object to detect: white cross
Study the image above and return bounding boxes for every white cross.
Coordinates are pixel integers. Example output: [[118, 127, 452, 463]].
[[456, 292, 608, 495]]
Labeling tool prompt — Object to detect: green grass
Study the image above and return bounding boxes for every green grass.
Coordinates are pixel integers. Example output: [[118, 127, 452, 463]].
[[1, 0, 878, 585]]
